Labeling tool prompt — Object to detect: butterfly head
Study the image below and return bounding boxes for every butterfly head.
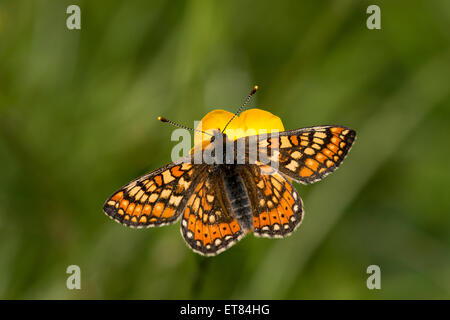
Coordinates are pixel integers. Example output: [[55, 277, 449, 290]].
[[209, 129, 228, 144]]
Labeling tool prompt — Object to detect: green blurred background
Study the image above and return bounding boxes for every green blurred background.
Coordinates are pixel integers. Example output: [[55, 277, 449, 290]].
[[0, 0, 449, 299]]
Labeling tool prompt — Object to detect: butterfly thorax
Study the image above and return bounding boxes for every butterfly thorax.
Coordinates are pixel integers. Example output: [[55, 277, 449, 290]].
[[219, 165, 253, 231], [201, 131, 245, 165], [204, 132, 254, 230]]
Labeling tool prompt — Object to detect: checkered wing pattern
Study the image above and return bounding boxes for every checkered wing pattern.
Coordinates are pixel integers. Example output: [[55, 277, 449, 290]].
[[180, 172, 247, 256], [255, 126, 356, 184], [239, 164, 303, 238], [103, 162, 206, 228]]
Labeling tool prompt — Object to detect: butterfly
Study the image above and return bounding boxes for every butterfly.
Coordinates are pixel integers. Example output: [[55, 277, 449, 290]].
[[103, 86, 356, 256]]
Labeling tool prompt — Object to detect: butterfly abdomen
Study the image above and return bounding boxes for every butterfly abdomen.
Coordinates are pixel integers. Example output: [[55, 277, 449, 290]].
[[221, 165, 253, 231]]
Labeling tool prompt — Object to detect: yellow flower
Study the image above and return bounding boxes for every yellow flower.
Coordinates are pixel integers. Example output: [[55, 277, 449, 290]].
[[193, 108, 285, 147]]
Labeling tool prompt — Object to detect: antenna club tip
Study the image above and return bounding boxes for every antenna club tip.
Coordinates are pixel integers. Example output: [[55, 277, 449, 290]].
[[158, 116, 168, 122], [251, 85, 259, 94]]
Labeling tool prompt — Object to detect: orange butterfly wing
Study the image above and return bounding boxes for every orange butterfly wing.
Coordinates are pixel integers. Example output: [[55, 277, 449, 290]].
[[103, 162, 206, 228], [180, 173, 248, 256], [249, 125, 356, 184], [239, 164, 303, 238]]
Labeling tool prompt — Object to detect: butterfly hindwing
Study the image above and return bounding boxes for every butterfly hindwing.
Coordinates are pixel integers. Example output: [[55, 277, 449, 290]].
[[239, 164, 303, 238], [103, 162, 206, 228], [180, 171, 247, 256]]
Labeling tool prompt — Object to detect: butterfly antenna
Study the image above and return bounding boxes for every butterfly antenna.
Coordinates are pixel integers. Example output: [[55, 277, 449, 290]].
[[222, 85, 259, 133], [158, 116, 214, 137]]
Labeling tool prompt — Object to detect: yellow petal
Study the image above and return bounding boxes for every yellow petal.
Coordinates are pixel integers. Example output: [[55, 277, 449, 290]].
[[239, 108, 284, 134], [193, 108, 285, 147], [194, 109, 245, 145]]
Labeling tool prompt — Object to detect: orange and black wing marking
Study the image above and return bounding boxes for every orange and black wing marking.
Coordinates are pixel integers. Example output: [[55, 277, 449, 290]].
[[239, 164, 303, 238], [103, 162, 207, 228], [256, 126, 356, 184], [180, 172, 248, 256]]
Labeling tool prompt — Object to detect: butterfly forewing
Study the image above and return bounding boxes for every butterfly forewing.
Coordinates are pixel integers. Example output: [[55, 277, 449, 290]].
[[103, 161, 207, 228], [244, 126, 356, 184]]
